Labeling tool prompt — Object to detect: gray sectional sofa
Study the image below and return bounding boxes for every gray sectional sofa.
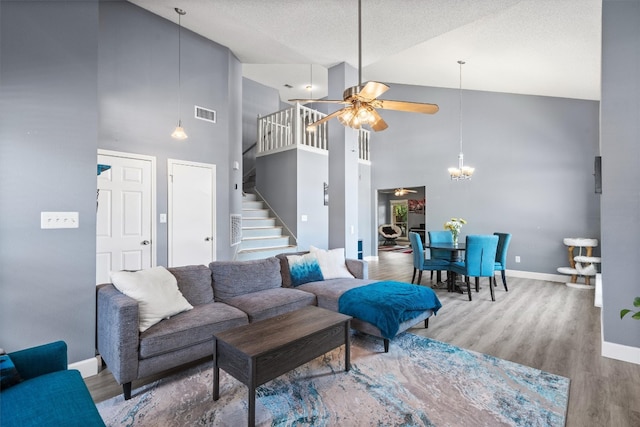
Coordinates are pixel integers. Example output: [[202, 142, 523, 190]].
[[97, 254, 436, 400]]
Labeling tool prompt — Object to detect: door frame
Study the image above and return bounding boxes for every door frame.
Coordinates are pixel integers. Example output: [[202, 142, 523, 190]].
[[97, 149, 157, 268], [167, 158, 217, 267]]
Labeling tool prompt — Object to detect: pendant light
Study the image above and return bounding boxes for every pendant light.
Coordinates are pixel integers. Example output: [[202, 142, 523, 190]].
[[171, 7, 188, 140], [448, 60, 474, 180]]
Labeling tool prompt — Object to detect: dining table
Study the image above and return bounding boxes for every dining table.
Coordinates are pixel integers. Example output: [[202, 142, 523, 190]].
[[426, 242, 466, 293]]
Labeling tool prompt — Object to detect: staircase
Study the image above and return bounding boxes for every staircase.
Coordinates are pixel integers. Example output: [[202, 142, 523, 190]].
[[236, 193, 297, 261]]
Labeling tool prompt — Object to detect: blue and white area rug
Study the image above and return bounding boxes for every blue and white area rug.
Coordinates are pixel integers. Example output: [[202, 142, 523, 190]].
[[97, 333, 569, 426]]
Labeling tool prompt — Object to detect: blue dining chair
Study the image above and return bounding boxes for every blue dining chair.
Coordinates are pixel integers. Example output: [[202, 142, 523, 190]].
[[427, 230, 454, 283], [493, 232, 512, 291], [409, 232, 451, 285], [450, 235, 499, 301]]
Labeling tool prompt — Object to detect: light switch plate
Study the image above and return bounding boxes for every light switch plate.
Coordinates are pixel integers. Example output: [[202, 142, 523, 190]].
[[41, 212, 79, 229]]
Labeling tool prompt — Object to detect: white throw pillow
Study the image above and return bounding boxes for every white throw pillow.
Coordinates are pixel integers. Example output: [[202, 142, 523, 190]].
[[110, 266, 193, 332], [309, 246, 354, 280]]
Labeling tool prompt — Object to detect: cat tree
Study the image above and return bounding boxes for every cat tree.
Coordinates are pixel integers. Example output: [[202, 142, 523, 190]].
[[557, 238, 600, 289]]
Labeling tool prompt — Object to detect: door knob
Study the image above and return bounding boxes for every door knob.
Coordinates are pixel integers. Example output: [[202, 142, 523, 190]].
[[141, 240, 150, 245], [204, 237, 212, 241]]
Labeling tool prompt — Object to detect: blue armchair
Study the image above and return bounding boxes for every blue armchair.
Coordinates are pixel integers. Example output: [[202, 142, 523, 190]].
[[494, 232, 512, 291], [409, 232, 451, 285], [0, 341, 105, 427], [450, 235, 499, 301]]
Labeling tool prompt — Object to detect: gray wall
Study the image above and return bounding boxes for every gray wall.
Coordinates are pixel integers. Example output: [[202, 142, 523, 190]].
[[600, 0, 640, 347], [242, 78, 281, 185], [370, 84, 600, 274], [255, 148, 330, 251], [256, 149, 299, 236], [98, 2, 239, 265], [359, 163, 373, 257], [0, 1, 242, 360], [296, 150, 329, 250], [0, 1, 99, 361]]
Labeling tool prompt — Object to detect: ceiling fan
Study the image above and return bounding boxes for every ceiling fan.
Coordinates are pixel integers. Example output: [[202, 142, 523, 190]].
[[289, 0, 439, 132], [382, 188, 418, 196]]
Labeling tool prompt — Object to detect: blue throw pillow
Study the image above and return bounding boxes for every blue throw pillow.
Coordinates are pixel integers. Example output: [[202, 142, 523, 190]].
[[0, 354, 23, 390], [287, 253, 324, 287]]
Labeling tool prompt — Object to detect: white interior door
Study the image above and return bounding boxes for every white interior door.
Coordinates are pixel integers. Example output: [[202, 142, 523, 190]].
[[96, 151, 155, 284], [168, 159, 216, 267]]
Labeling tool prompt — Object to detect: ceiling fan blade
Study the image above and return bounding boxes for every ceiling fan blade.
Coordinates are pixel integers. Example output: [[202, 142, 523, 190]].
[[357, 81, 390, 101], [289, 99, 349, 104], [377, 99, 439, 114], [306, 108, 348, 129], [369, 108, 388, 132]]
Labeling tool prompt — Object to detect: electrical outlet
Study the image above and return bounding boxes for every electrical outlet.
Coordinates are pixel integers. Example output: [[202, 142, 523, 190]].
[[515, 256, 521, 263]]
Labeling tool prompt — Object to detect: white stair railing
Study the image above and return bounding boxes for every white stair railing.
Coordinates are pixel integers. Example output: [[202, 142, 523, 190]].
[[258, 103, 371, 161]]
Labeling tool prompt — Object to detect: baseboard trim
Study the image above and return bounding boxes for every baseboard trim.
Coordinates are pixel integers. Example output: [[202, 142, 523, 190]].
[[69, 356, 99, 378], [506, 270, 567, 283], [602, 340, 640, 365]]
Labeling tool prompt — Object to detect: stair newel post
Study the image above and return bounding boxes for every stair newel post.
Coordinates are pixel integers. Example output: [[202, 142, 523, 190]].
[[293, 103, 302, 148]]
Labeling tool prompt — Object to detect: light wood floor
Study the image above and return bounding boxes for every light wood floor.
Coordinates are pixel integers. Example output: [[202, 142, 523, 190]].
[[86, 251, 640, 426]]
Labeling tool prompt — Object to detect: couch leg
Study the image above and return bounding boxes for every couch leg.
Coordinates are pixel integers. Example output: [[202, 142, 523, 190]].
[[383, 338, 389, 353], [123, 382, 132, 400]]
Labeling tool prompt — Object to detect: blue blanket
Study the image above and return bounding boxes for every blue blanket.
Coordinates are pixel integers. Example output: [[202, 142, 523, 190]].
[[338, 281, 442, 340]]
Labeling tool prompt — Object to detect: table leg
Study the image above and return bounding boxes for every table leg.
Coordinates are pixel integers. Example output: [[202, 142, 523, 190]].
[[248, 361, 256, 427], [344, 320, 351, 372], [213, 339, 219, 401]]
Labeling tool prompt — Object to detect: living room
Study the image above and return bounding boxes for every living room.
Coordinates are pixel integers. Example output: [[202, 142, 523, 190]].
[[1, 0, 639, 425]]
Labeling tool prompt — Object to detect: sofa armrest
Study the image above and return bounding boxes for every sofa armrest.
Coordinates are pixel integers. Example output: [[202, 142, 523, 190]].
[[96, 284, 140, 385], [346, 258, 368, 279], [8, 341, 67, 380]]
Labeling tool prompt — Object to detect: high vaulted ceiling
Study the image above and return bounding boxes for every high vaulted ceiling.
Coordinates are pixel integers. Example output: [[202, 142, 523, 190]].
[[129, 0, 602, 103]]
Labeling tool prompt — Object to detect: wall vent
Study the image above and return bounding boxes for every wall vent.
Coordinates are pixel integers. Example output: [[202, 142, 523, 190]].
[[230, 214, 242, 246], [195, 105, 216, 123]]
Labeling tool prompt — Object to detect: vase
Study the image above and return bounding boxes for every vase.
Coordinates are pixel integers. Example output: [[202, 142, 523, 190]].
[[453, 234, 459, 246]]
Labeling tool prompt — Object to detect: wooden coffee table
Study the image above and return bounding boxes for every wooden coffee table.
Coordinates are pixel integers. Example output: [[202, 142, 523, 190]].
[[213, 306, 352, 427]]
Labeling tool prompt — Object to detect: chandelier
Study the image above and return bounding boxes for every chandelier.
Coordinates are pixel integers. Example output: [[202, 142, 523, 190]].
[[448, 60, 474, 180]]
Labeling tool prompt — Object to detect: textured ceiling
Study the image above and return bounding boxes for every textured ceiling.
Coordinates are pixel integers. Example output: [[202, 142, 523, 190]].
[[128, 0, 602, 103]]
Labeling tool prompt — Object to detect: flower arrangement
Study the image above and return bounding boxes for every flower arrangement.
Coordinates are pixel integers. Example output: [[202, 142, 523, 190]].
[[444, 217, 467, 245]]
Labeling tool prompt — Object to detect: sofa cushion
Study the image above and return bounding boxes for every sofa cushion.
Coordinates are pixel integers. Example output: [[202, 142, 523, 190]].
[[168, 265, 214, 306], [297, 278, 377, 312], [310, 246, 354, 280], [111, 266, 193, 332], [223, 288, 316, 322], [286, 252, 324, 287], [139, 302, 248, 359], [209, 257, 282, 302]]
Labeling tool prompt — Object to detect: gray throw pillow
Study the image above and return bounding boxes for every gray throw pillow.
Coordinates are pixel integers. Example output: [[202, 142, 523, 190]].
[[168, 265, 214, 306], [209, 257, 281, 302]]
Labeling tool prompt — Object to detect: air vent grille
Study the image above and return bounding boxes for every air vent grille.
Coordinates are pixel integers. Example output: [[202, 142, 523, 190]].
[[195, 105, 216, 123], [230, 214, 242, 246]]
